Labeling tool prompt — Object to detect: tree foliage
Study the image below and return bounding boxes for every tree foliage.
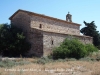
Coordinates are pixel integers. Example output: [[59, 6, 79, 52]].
[[52, 38, 98, 59], [0, 24, 31, 57], [80, 21, 100, 46]]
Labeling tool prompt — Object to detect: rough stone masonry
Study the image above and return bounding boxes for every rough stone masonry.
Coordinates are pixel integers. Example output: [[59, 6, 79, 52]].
[[9, 9, 93, 57]]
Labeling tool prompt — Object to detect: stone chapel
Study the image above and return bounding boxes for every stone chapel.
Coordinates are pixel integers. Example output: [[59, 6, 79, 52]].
[[9, 9, 93, 57]]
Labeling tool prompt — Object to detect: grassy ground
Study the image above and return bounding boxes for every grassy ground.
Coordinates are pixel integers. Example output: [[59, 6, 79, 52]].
[[0, 58, 100, 75]]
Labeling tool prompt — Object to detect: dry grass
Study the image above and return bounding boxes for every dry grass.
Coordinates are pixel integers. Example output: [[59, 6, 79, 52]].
[[0, 58, 100, 75]]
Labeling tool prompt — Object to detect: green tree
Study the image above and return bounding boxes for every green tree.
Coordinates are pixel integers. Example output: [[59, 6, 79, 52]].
[[80, 21, 100, 46], [52, 38, 98, 59], [0, 24, 31, 57]]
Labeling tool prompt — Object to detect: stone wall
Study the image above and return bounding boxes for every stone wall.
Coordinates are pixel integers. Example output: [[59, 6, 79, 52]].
[[10, 11, 31, 46], [43, 31, 93, 56], [10, 11, 43, 57], [11, 11, 31, 33], [28, 28, 43, 57], [10, 10, 93, 57], [30, 15, 80, 35]]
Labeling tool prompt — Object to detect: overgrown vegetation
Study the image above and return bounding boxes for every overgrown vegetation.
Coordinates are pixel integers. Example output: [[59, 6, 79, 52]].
[[0, 58, 31, 68], [36, 51, 100, 64], [52, 38, 98, 59], [0, 24, 31, 57]]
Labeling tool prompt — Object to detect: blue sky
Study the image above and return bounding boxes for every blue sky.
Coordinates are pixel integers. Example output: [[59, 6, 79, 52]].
[[0, 0, 100, 31]]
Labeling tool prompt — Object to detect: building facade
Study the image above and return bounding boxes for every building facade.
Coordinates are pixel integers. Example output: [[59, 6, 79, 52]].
[[9, 9, 93, 57]]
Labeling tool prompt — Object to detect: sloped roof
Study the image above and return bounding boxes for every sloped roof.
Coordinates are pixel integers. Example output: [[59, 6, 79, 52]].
[[9, 9, 81, 26]]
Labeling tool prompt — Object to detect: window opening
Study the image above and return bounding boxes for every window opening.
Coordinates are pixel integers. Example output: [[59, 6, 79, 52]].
[[39, 24, 42, 28], [51, 40, 54, 45]]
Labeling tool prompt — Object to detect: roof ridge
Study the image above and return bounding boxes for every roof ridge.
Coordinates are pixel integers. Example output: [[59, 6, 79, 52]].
[[9, 9, 81, 26]]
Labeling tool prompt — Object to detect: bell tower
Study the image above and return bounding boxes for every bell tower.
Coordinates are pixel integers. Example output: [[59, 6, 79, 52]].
[[66, 12, 72, 22]]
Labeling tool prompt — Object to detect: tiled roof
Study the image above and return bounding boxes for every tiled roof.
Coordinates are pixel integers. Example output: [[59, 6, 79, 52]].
[[9, 9, 81, 26]]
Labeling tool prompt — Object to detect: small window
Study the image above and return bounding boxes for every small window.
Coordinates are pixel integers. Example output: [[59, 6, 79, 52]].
[[39, 24, 42, 28], [51, 40, 54, 45]]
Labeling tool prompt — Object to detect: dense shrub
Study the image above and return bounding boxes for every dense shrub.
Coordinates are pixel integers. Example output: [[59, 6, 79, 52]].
[[0, 24, 31, 57], [52, 38, 98, 59], [85, 44, 98, 55]]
